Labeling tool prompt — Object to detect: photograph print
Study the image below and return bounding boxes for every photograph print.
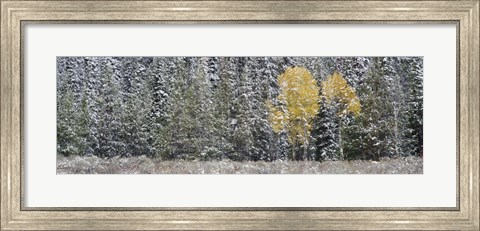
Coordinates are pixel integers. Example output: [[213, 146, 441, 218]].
[[56, 56, 423, 174]]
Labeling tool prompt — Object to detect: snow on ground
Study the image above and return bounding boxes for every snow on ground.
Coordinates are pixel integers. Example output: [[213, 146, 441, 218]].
[[57, 155, 422, 174]]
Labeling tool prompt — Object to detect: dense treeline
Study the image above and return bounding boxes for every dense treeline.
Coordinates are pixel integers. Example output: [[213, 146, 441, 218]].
[[57, 57, 423, 161]]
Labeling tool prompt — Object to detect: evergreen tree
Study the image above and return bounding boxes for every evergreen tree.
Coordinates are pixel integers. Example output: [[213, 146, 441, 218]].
[[231, 57, 256, 160], [206, 57, 220, 88], [401, 57, 424, 156], [57, 58, 88, 156], [356, 57, 397, 160], [148, 57, 176, 158], [119, 57, 156, 157], [255, 57, 281, 160], [212, 57, 237, 160], [188, 57, 217, 160], [82, 57, 101, 155], [311, 96, 340, 160], [95, 58, 125, 158], [57, 89, 87, 156]]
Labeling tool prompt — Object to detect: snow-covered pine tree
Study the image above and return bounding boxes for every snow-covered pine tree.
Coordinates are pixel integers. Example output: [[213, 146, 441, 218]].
[[333, 57, 370, 89], [57, 89, 86, 156], [118, 57, 156, 157], [160, 57, 214, 160], [355, 57, 397, 160], [254, 57, 281, 161], [190, 57, 217, 160], [334, 57, 371, 160], [206, 57, 220, 88], [212, 57, 237, 160], [162, 57, 189, 159], [57, 57, 88, 156], [310, 57, 341, 160], [401, 57, 424, 157], [311, 95, 340, 161], [148, 57, 173, 158], [95, 58, 125, 158], [379, 57, 410, 158], [80, 57, 101, 155], [231, 57, 256, 161]]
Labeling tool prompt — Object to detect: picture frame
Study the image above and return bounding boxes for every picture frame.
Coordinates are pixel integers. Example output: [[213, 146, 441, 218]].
[[1, 0, 478, 230]]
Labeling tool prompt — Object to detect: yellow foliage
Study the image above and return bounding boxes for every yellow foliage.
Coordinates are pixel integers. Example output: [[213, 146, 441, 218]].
[[267, 100, 286, 133], [321, 71, 361, 116], [268, 67, 320, 146]]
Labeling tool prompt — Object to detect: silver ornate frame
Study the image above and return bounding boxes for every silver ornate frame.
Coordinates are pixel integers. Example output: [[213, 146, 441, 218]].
[[1, 1, 478, 230]]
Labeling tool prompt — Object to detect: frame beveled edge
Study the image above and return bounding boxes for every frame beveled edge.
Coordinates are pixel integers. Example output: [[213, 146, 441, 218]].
[[1, 1, 479, 230]]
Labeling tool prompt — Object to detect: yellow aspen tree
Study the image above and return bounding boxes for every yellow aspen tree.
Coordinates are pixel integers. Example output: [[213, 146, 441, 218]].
[[268, 66, 320, 160], [321, 71, 361, 160]]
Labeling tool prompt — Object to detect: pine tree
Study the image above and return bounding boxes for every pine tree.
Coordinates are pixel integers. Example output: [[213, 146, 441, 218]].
[[311, 96, 340, 160], [212, 57, 237, 160], [95, 58, 125, 158], [401, 57, 424, 156], [333, 57, 370, 89], [254, 57, 281, 160], [231, 57, 256, 160], [148, 57, 176, 158], [57, 89, 85, 156], [119, 57, 156, 157], [206, 57, 220, 88], [356, 57, 397, 160], [56, 57, 88, 156], [163, 57, 189, 159], [188, 57, 217, 160], [81, 57, 101, 155]]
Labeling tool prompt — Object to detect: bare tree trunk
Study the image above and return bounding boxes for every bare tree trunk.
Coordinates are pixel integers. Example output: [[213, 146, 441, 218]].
[[393, 106, 399, 157], [303, 127, 308, 161], [291, 142, 296, 161], [339, 117, 344, 160]]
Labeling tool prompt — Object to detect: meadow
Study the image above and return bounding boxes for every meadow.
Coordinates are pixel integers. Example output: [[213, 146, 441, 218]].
[[57, 155, 422, 174]]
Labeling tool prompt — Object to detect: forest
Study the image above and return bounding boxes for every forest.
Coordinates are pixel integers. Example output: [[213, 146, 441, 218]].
[[57, 56, 423, 165]]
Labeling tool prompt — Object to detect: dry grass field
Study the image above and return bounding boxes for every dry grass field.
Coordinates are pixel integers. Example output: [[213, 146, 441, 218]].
[[57, 155, 422, 174]]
